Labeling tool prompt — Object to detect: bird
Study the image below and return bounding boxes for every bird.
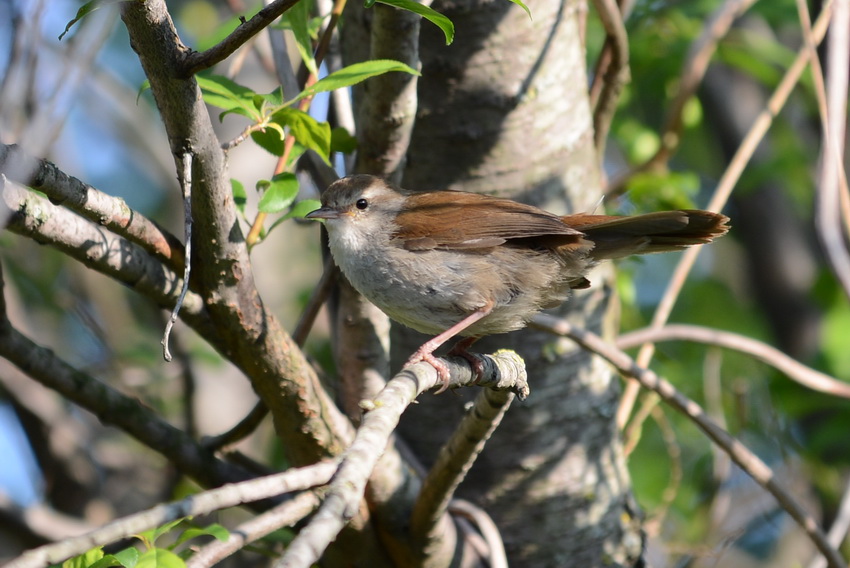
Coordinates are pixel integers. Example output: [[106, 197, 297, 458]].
[[306, 174, 729, 391]]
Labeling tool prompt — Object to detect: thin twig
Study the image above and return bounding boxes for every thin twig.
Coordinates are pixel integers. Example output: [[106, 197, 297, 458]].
[[532, 313, 845, 568], [589, 0, 630, 155], [0, 143, 185, 268], [448, 499, 508, 568], [5, 462, 337, 568], [162, 151, 193, 361], [186, 492, 321, 568], [606, 0, 757, 194], [179, 0, 302, 77], [616, 324, 850, 398], [815, 0, 850, 299], [616, 2, 834, 428], [807, 474, 850, 568]]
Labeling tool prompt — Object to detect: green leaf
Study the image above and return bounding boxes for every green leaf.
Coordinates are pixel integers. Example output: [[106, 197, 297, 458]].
[[267, 199, 323, 234], [258, 174, 300, 213], [59, 0, 122, 40], [174, 524, 230, 547], [286, 60, 420, 105], [374, 0, 454, 44], [112, 548, 141, 568], [136, 80, 150, 105], [262, 108, 332, 164], [283, 0, 318, 77], [136, 518, 187, 548], [331, 127, 358, 154], [197, 75, 261, 121], [231, 179, 247, 215], [285, 199, 322, 220], [506, 0, 531, 18], [63, 548, 104, 568], [135, 549, 185, 568]]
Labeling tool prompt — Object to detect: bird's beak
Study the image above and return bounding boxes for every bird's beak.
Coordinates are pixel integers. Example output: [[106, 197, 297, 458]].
[[305, 206, 340, 220]]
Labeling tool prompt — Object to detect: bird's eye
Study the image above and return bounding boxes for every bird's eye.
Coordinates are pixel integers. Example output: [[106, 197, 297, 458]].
[[355, 198, 368, 210]]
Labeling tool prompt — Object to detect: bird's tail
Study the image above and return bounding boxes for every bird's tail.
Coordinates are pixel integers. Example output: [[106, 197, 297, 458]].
[[561, 210, 730, 260]]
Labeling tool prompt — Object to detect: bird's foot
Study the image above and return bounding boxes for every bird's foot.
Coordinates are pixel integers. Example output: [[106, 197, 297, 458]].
[[405, 349, 452, 394], [447, 337, 484, 384]]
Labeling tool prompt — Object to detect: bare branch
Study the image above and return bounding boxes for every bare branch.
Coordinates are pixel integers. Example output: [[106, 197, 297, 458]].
[[815, 0, 850, 298], [617, 324, 850, 398], [0, 325, 254, 503], [277, 352, 528, 567], [354, 2, 423, 180], [616, 2, 834, 426], [6, 461, 337, 568], [179, 0, 302, 77], [532, 313, 845, 568], [411, 386, 516, 563], [0, 143, 185, 269], [186, 492, 321, 568], [606, 0, 757, 194], [449, 500, 508, 568], [162, 151, 194, 361], [121, 0, 354, 466], [589, 0, 629, 155], [1, 179, 215, 337]]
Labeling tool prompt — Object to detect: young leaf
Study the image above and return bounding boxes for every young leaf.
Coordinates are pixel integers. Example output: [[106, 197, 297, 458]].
[[112, 547, 141, 568], [285, 199, 322, 220], [374, 0, 454, 45], [258, 174, 300, 213], [59, 0, 122, 40], [283, 0, 318, 77], [63, 547, 105, 568], [135, 549, 186, 568], [196, 76, 261, 121], [267, 199, 323, 234], [269, 108, 332, 164], [506, 0, 531, 19], [174, 523, 230, 547], [331, 127, 358, 154], [286, 60, 420, 105], [231, 179, 247, 215]]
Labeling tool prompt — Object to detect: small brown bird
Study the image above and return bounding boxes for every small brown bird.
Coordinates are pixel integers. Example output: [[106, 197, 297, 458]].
[[307, 174, 729, 390]]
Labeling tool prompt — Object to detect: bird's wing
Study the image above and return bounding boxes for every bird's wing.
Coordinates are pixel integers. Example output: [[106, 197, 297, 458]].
[[393, 191, 585, 251]]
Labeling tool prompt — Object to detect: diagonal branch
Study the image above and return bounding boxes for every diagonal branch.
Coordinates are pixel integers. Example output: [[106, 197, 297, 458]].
[[617, 324, 850, 398], [5, 461, 337, 568], [532, 313, 845, 568], [277, 352, 528, 567], [179, 0, 302, 77], [121, 0, 353, 467], [410, 385, 519, 562], [0, 143, 185, 269], [0, 307, 254, 503], [1, 178, 217, 340]]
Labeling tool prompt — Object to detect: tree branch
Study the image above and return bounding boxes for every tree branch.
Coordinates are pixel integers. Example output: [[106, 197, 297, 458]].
[[0, 143, 185, 269], [278, 352, 528, 567], [5, 461, 337, 568], [121, 0, 354, 466], [411, 386, 517, 564], [1, 178, 217, 340], [178, 0, 302, 77], [617, 324, 850, 398], [0, 322, 255, 504], [186, 492, 321, 568], [532, 313, 845, 568]]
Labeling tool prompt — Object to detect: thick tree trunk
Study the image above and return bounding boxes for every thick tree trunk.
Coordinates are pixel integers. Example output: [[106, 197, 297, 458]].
[[390, 0, 643, 565]]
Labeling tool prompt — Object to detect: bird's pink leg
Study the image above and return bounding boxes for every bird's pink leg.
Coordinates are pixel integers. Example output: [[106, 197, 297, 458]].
[[405, 300, 494, 393]]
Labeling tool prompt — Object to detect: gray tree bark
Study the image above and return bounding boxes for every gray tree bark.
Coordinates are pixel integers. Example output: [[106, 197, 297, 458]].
[[347, 0, 644, 564]]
